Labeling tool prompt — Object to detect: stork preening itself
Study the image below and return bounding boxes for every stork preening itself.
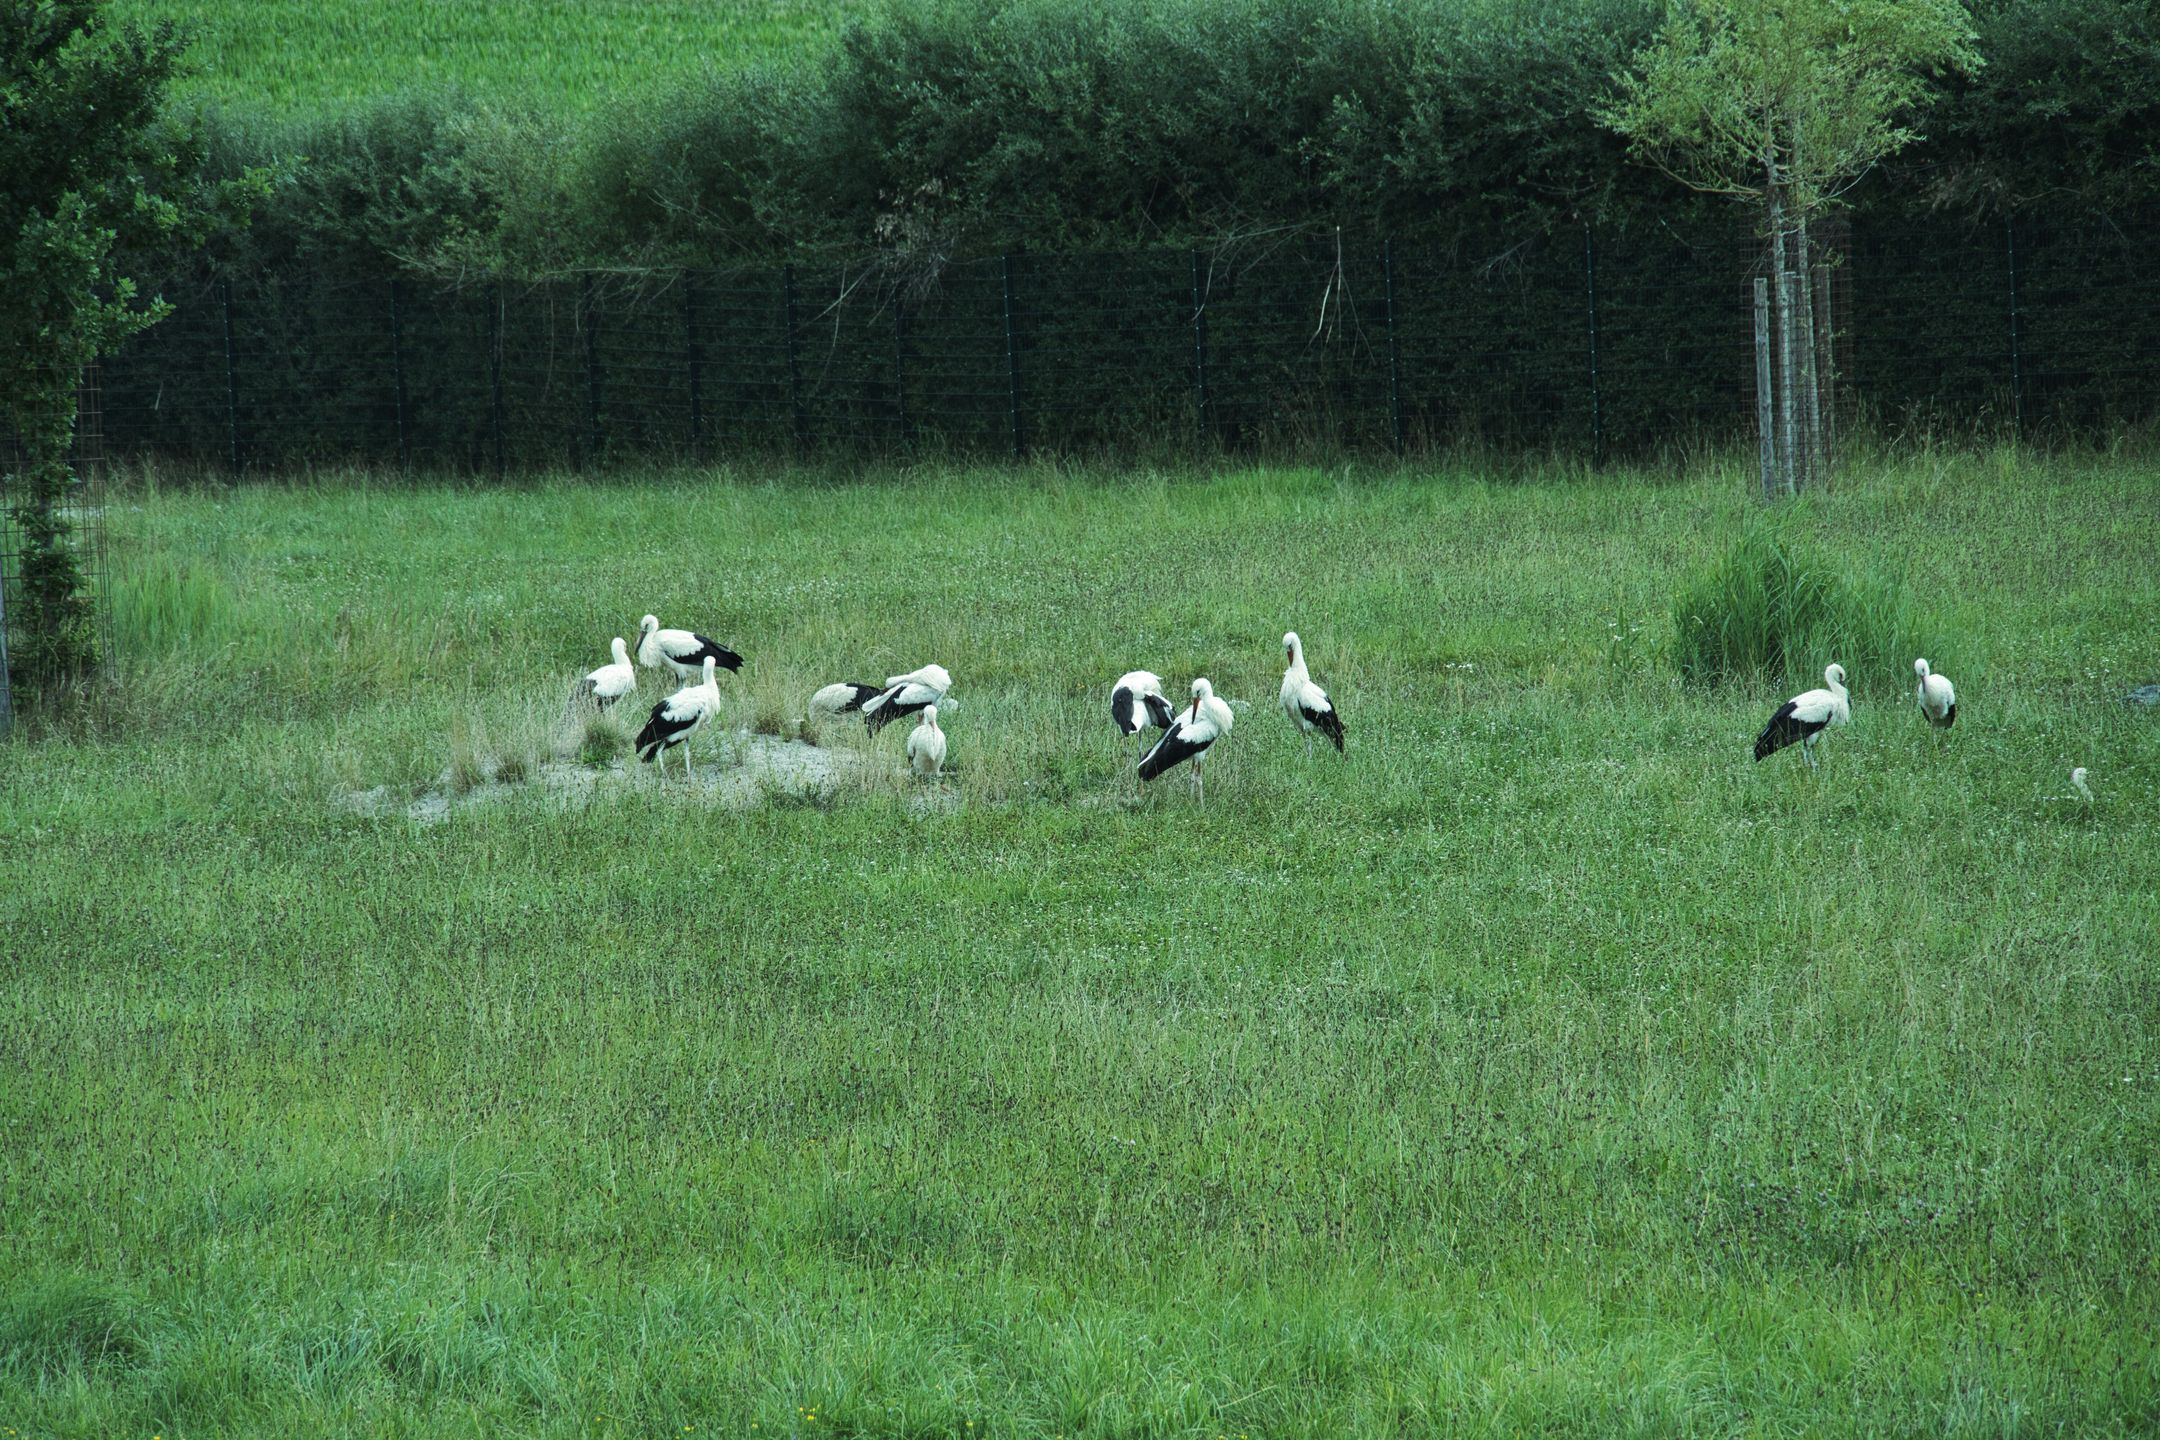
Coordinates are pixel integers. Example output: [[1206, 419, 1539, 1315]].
[[634, 655, 721, 779], [577, 637, 637, 710], [862, 664, 952, 736], [1279, 631, 1346, 757], [1914, 658, 1956, 728], [1138, 677, 1234, 803], [1110, 670, 1176, 766], [636, 614, 744, 682], [808, 681, 883, 722], [906, 704, 947, 778], [1753, 663, 1850, 769]]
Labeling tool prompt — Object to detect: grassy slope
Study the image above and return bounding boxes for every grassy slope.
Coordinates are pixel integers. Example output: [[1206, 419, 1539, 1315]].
[[2, 452, 2158, 1437], [111, 0, 854, 112]]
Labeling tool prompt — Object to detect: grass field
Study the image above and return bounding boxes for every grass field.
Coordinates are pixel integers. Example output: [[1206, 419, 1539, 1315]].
[[111, 0, 856, 113], [3, 450, 2158, 1437]]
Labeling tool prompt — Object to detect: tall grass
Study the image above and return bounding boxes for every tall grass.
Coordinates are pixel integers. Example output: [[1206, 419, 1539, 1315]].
[[3, 450, 2156, 1437], [1668, 515, 1932, 697]]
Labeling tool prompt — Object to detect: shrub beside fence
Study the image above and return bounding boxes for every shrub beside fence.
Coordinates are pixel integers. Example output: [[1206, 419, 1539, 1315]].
[[96, 210, 2158, 473]]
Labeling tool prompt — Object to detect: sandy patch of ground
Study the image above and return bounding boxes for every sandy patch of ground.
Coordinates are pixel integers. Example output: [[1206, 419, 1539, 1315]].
[[338, 728, 939, 824]]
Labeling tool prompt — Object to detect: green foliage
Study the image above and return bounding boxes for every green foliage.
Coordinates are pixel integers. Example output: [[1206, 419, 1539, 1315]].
[[0, 0, 263, 686], [1910, 0, 2160, 212], [1602, 0, 1982, 219], [1668, 515, 1928, 695], [130, 0, 2156, 281]]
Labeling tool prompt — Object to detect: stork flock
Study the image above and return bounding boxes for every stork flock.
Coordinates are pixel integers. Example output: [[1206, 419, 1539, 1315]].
[[584, 618, 2050, 801], [578, 614, 1347, 799]]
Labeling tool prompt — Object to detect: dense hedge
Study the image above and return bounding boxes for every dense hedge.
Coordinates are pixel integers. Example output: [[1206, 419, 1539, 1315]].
[[168, 0, 2160, 281]]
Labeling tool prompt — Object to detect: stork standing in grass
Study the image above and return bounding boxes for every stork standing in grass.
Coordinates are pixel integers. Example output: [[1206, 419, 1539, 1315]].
[[635, 655, 721, 779], [577, 637, 637, 710], [907, 704, 947, 778], [1110, 670, 1176, 767], [1753, 663, 1850, 770], [636, 614, 744, 682], [1914, 658, 1957, 728], [863, 664, 952, 736], [1138, 677, 1234, 803], [2071, 767, 2094, 804], [1279, 631, 1346, 757]]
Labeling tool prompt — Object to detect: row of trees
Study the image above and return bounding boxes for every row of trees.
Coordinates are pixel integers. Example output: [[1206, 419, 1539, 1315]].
[[187, 0, 2154, 282]]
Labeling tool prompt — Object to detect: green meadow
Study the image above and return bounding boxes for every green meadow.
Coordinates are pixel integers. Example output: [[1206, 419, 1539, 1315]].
[[2, 451, 2157, 1437], [110, 0, 855, 113]]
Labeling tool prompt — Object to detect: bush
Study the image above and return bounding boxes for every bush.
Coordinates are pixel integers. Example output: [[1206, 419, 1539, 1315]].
[[1668, 519, 1929, 698]]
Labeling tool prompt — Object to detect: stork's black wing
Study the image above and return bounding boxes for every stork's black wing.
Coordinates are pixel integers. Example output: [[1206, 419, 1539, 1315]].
[[1138, 720, 1211, 781], [1302, 701, 1346, 752], [1141, 692, 1177, 730], [1753, 700, 1824, 761], [683, 633, 744, 672]]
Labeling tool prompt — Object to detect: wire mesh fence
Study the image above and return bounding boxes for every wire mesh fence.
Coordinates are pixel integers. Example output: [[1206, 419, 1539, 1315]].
[[79, 210, 2160, 475]]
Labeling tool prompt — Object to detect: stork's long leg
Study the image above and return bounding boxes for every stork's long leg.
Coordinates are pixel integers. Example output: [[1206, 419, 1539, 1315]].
[[684, 742, 696, 782], [1304, 729, 1314, 760]]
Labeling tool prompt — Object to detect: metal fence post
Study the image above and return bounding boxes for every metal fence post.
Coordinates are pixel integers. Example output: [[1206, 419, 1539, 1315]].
[[2005, 216, 2024, 440], [1382, 239, 1406, 453], [684, 274, 704, 461], [389, 278, 409, 470], [1753, 277, 1776, 501], [581, 274, 603, 466], [1583, 221, 1604, 468], [0, 557, 12, 739], [489, 280, 505, 479], [220, 277, 240, 473], [892, 298, 911, 443], [1188, 250, 1211, 445], [782, 265, 807, 453], [1001, 253, 1024, 459]]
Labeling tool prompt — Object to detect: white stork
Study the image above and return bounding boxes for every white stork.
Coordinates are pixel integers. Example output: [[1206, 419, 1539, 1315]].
[[906, 704, 947, 778], [808, 681, 884, 722], [1914, 658, 1956, 728], [1138, 677, 1234, 803], [1279, 631, 1346, 757], [1753, 663, 1850, 770], [577, 637, 637, 710], [1109, 670, 1176, 765], [862, 664, 952, 736], [636, 614, 744, 682], [634, 655, 721, 779], [2071, 767, 2094, 804]]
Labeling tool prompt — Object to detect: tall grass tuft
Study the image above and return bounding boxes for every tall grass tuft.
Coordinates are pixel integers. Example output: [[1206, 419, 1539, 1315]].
[[111, 554, 234, 657], [1669, 518, 1927, 697]]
